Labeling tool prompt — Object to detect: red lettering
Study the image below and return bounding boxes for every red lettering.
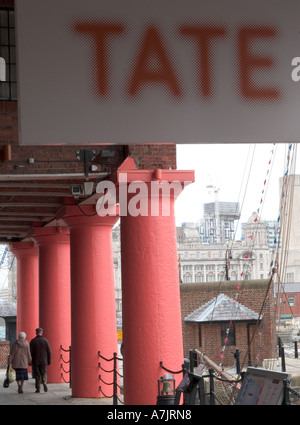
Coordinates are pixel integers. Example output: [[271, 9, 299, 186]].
[[238, 26, 280, 100], [179, 25, 227, 97], [73, 22, 125, 96], [128, 25, 181, 97], [73, 21, 281, 103]]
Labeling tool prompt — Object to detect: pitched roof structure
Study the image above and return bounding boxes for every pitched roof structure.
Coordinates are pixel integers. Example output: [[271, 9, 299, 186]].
[[184, 293, 260, 323]]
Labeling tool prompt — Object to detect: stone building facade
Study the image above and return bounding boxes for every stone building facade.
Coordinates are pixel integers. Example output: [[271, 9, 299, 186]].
[[178, 212, 272, 284]]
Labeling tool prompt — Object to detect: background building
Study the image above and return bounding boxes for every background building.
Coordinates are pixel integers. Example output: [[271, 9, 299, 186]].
[[197, 201, 240, 244], [178, 211, 272, 284]]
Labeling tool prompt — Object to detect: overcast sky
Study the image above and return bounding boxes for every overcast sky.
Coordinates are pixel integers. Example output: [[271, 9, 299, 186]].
[[175, 143, 299, 236]]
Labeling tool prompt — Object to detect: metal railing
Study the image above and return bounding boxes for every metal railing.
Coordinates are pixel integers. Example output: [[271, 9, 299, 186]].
[[98, 351, 123, 405], [160, 359, 241, 405], [60, 345, 71, 387], [57, 343, 300, 405]]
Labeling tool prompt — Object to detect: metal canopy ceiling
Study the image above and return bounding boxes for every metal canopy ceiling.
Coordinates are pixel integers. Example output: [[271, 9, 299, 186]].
[[0, 145, 124, 243]]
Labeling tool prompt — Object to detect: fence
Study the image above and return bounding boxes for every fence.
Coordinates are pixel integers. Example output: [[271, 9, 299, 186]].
[[160, 358, 241, 405], [277, 337, 300, 405], [58, 340, 300, 405], [98, 351, 123, 405], [60, 345, 71, 387]]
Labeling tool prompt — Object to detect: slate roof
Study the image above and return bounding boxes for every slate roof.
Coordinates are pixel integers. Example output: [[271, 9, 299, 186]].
[[0, 298, 16, 317], [276, 283, 300, 293], [184, 293, 259, 323]]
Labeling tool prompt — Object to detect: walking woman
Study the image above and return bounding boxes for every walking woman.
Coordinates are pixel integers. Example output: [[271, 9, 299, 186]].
[[10, 332, 32, 394]]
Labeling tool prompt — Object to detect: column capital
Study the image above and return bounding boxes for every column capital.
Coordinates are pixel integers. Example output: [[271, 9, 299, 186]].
[[57, 205, 118, 228], [29, 226, 70, 245], [9, 241, 38, 257], [117, 168, 195, 185], [115, 157, 195, 184]]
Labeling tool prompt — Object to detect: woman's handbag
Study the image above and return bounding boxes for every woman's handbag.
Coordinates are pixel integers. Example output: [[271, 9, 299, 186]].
[[3, 375, 9, 388], [3, 359, 10, 388], [7, 366, 16, 383]]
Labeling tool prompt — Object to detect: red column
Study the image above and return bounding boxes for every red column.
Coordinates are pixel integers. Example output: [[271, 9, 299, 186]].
[[58, 205, 119, 398], [9, 242, 39, 343], [119, 167, 194, 405], [30, 226, 71, 383]]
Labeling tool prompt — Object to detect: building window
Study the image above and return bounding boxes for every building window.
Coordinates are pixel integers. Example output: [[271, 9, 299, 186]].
[[288, 296, 295, 307], [0, 9, 16, 100], [221, 322, 235, 346], [195, 273, 203, 282], [206, 265, 215, 271], [194, 265, 203, 272], [287, 273, 294, 283], [183, 274, 192, 283], [218, 273, 225, 281]]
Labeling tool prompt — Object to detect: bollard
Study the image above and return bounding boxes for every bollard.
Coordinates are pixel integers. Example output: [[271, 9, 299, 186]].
[[278, 337, 282, 357], [280, 346, 286, 372], [234, 348, 240, 375], [189, 349, 197, 372]]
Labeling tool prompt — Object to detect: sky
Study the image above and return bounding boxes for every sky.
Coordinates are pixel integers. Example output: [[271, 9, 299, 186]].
[[175, 143, 299, 237]]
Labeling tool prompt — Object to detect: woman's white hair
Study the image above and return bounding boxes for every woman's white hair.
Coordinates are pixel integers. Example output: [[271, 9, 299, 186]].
[[18, 332, 26, 339]]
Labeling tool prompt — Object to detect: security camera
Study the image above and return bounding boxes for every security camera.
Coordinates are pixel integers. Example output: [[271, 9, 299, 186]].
[[71, 185, 83, 197]]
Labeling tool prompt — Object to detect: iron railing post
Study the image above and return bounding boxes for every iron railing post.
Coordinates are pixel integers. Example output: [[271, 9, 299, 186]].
[[198, 377, 207, 405], [113, 352, 118, 405], [234, 348, 240, 375], [209, 368, 215, 405], [278, 337, 282, 357], [280, 346, 286, 372], [69, 345, 72, 388], [283, 379, 290, 405]]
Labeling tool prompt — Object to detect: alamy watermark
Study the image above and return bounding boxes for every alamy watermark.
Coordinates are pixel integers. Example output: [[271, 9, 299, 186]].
[[291, 57, 300, 81], [95, 172, 192, 217]]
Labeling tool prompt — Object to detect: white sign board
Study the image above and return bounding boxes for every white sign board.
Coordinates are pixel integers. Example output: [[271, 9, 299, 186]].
[[15, 0, 300, 145], [235, 367, 291, 405]]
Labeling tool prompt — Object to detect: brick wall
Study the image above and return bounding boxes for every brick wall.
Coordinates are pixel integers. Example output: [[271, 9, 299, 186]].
[[0, 142, 177, 173], [180, 279, 278, 368], [126, 144, 177, 170], [279, 292, 300, 318], [0, 340, 9, 368], [0, 102, 18, 146]]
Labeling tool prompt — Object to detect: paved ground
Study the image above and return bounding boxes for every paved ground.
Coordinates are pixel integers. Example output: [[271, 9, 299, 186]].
[[0, 368, 120, 405]]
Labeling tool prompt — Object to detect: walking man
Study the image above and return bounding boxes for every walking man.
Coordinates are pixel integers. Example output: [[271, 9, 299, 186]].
[[30, 328, 51, 393]]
